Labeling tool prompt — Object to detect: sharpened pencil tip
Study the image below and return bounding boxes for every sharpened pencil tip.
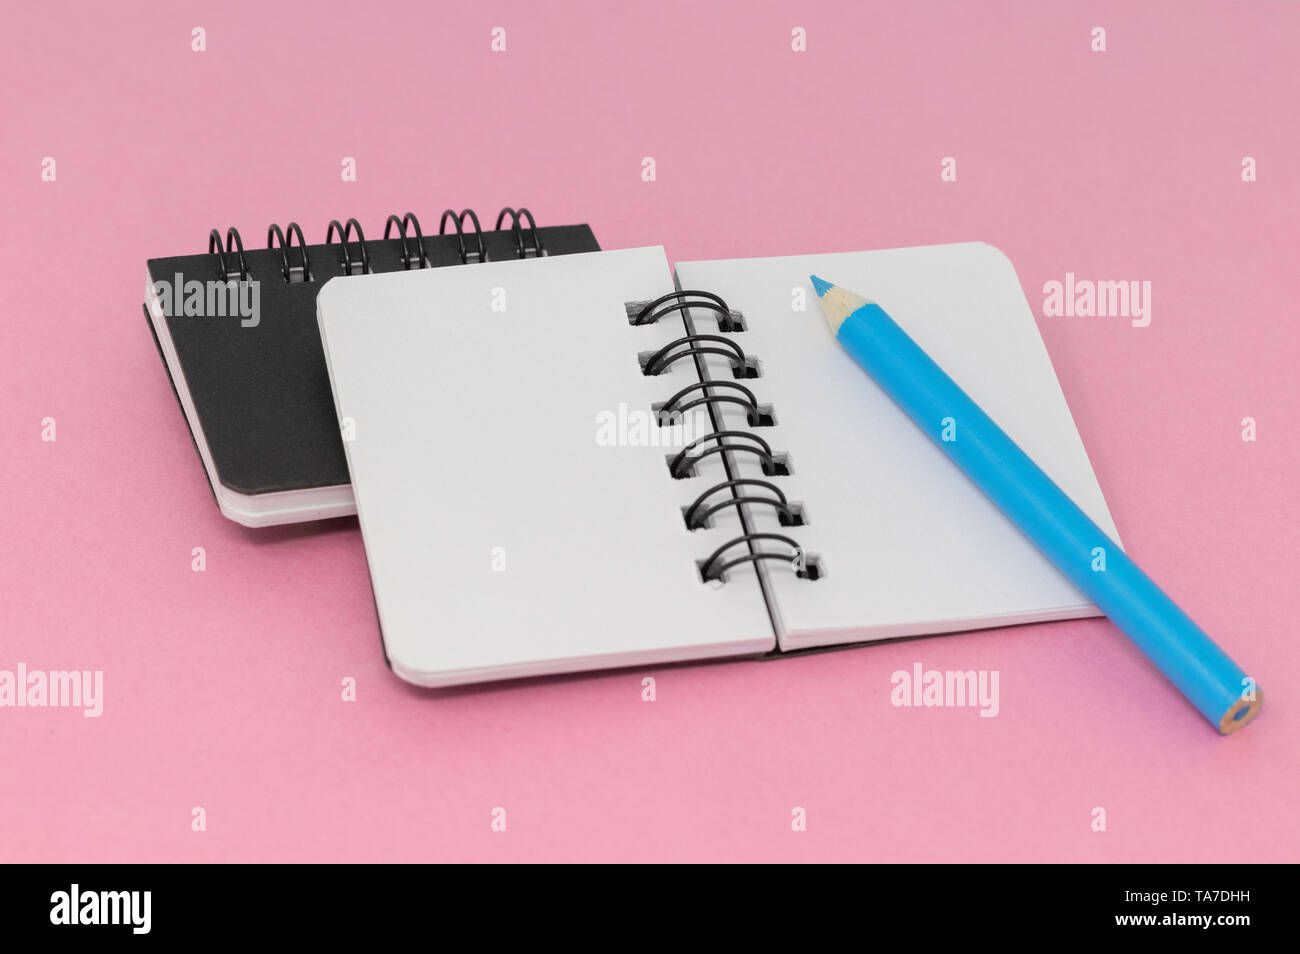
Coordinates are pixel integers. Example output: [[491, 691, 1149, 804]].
[[810, 278, 874, 337]]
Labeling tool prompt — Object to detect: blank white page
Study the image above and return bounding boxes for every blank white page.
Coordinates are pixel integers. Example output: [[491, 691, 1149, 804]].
[[674, 242, 1121, 651], [317, 247, 774, 686]]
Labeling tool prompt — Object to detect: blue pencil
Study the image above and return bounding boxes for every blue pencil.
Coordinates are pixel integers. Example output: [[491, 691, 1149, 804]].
[[811, 275, 1261, 734]]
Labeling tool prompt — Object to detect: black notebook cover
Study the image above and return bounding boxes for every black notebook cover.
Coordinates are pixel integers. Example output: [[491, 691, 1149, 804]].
[[145, 213, 599, 505]]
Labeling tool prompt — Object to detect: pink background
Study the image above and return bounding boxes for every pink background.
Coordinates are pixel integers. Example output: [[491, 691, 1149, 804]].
[[2, 0, 1297, 862]]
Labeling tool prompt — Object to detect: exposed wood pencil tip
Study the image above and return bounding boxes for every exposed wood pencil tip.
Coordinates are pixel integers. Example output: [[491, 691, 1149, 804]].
[[810, 277, 871, 336]]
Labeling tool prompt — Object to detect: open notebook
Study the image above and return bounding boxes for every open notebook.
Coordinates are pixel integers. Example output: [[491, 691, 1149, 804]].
[[317, 243, 1121, 686]]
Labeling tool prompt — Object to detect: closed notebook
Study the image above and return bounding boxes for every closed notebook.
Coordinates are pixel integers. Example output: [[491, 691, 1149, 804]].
[[316, 243, 1121, 687], [144, 207, 598, 527]]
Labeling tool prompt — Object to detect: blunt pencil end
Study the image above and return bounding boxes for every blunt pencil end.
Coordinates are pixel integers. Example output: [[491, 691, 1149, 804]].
[[1218, 688, 1263, 734]]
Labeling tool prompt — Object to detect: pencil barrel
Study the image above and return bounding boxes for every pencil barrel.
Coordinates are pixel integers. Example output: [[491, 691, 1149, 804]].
[[838, 304, 1257, 732]]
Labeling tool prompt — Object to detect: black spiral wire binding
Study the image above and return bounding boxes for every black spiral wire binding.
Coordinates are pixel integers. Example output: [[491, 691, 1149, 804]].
[[495, 207, 546, 258], [267, 223, 312, 282], [633, 290, 820, 584], [208, 228, 248, 280], [669, 431, 786, 478], [641, 334, 755, 378], [683, 479, 803, 531], [656, 380, 770, 427], [204, 209, 553, 280], [632, 290, 741, 331], [384, 212, 429, 269], [326, 218, 372, 275], [698, 533, 814, 583], [206, 207, 553, 279], [440, 209, 488, 264]]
